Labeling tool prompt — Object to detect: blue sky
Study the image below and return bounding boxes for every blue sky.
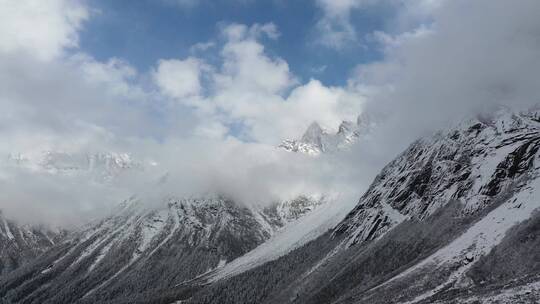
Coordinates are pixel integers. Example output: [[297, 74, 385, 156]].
[[80, 0, 394, 86]]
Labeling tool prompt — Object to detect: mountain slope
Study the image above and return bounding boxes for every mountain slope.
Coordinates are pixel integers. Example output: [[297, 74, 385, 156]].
[[182, 109, 540, 304], [0, 212, 64, 276], [0, 195, 323, 304], [206, 194, 355, 282]]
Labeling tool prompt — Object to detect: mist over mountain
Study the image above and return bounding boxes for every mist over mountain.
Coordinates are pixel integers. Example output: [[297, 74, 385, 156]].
[[1, 0, 540, 303]]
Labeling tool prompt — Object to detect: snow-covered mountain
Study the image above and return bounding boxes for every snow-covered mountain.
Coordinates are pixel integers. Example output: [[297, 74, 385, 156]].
[[320, 109, 540, 303], [279, 113, 374, 156], [177, 109, 540, 304], [0, 194, 325, 303], [0, 212, 65, 276]]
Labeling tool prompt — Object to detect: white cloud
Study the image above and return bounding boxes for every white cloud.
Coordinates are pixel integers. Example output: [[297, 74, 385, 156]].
[[313, 0, 444, 50], [348, 0, 540, 163], [154, 23, 364, 142], [193, 121, 229, 139], [0, 0, 89, 61], [190, 41, 216, 53], [72, 54, 142, 98], [216, 28, 292, 95], [314, 0, 366, 49], [221, 22, 280, 42], [153, 57, 206, 100]]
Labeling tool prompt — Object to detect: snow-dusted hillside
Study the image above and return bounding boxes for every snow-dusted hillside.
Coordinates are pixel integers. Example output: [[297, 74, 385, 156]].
[[0, 194, 324, 303], [207, 193, 355, 281], [0, 212, 65, 276], [336, 109, 540, 246]]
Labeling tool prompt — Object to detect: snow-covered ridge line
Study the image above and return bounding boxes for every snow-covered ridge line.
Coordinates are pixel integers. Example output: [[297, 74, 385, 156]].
[[335, 109, 540, 248]]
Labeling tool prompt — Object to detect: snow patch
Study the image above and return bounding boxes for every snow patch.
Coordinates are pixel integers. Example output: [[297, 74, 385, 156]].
[[2, 217, 14, 240]]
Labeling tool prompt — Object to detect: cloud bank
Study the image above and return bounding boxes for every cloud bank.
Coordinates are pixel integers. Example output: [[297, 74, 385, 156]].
[[353, 0, 540, 155]]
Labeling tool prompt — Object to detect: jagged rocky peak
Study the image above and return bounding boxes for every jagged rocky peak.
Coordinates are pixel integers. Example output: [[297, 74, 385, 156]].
[[300, 122, 326, 145], [337, 120, 356, 135], [278, 122, 328, 156], [279, 112, 374, 156]]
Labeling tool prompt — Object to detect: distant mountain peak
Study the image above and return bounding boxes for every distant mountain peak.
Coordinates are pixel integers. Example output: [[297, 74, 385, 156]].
[[279, 113, 375, 156], [337, 120, 355, 135], [301, 121, 326, 144], [5, 150, 144, 182]]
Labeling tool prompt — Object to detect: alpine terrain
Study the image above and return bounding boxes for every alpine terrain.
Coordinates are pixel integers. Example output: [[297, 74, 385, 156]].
[[2, 0, 539, 303]]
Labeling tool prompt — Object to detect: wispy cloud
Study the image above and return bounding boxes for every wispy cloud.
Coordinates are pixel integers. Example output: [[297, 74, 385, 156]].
[[0, 0, 89, 61], [313, 0, 367, 50]]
